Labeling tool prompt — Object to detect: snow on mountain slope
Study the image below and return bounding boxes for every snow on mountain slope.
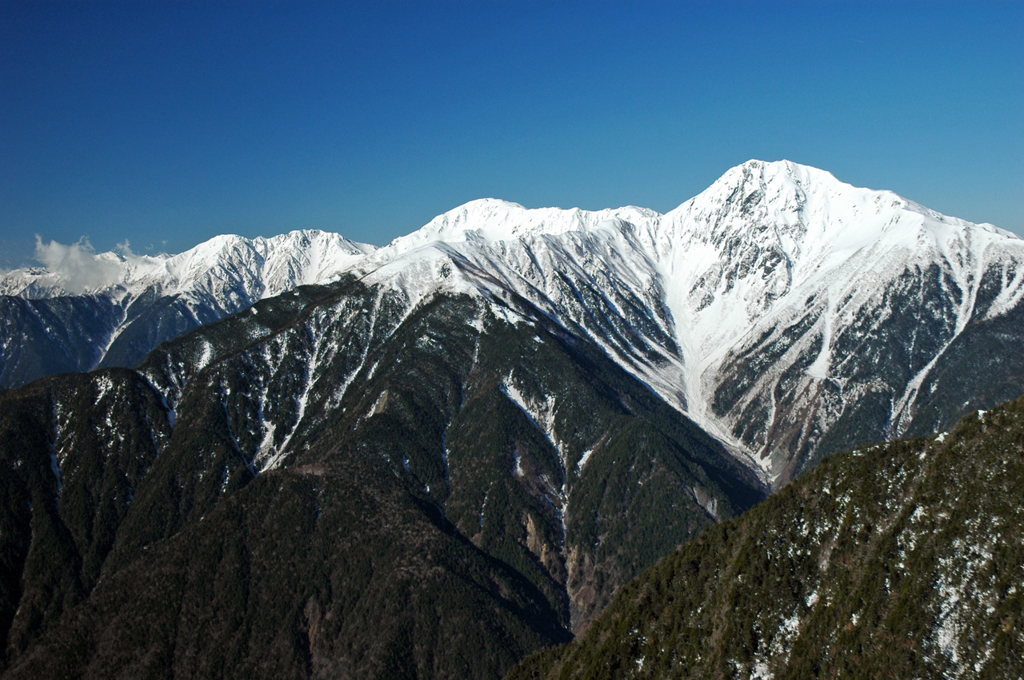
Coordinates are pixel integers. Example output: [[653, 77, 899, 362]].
[[638, 161, 1024, 480], [648, 160, 1020, 373], [0, 230, 376, 388], [351, 160, 1024, 485], [1, 229, 375, 301]]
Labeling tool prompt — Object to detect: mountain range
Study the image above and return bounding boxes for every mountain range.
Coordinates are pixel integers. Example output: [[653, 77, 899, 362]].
[[1, 160, 1022, 678], [4, 160, 1023, 486], [0, 230, 373, 389]]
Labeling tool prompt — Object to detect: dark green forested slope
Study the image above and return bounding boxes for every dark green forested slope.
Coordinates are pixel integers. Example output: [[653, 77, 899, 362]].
[[0, 278, 765, 680], [509, 394, 1024, 679]]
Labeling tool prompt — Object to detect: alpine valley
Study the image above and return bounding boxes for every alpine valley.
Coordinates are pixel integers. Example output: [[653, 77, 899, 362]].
[[1, 160, 1022, 679]]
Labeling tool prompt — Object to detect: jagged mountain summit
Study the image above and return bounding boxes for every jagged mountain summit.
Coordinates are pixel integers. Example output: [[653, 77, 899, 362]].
[[0, 230, 374, 388]]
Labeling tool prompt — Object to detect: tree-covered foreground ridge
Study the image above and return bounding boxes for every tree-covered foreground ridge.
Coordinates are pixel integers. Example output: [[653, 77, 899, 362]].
[[509, 393, 1024, 680]]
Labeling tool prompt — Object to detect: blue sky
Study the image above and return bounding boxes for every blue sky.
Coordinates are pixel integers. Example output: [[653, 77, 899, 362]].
[[2, 0, 1022, 268]]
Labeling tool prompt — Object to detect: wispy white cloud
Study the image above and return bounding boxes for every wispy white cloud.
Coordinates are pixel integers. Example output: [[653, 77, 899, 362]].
[[33, 236, 124, 294]]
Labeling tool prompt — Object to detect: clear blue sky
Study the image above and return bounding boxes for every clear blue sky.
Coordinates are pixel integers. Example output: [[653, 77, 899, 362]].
[[2, 0, 1022, 268]]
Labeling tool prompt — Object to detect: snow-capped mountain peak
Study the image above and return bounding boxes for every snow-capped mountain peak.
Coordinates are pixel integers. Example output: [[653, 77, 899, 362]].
[[0, 229, 376, 301], [381, 196, 660, 255], [349, 159, 1024, 484], [0, 229, 379, 389]]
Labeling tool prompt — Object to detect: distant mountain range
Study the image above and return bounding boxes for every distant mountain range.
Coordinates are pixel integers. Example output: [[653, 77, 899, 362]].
[[0, 230, 373, 389], [1, 160, 1022, 679]]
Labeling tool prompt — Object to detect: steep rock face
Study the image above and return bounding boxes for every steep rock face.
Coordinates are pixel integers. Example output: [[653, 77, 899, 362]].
[[509, 394, 1024, 680], [0, 274, 764, 679], [0, 230, 374, 389]]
